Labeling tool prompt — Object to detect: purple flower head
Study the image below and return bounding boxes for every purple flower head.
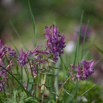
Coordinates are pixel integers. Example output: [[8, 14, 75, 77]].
[[8, 45, 16, 58], [44, 24, 65, 62], [0, 51, 3, 58], [36, 59, 46, 65], [33, 55, 41, 61], [35, 50, 50, 54], [17, 48, 28, 66], [74, 24, 91, 43], [80, 59, 95, 80], [28, 45, 39, 56], [0, 46, 6, 52], [69, 59, 95, 81]]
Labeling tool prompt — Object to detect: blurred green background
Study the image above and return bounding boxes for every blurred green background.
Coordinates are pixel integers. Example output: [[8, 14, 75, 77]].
[[0, 0, 103, 90], [1, 0, 103, 44]]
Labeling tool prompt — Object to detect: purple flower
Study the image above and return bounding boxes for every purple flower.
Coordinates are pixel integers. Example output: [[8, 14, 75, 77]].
[[68, 68, 75, 81], [0, 46, 6, 52], [74, 24, 91, 43], [28, 45, 39, 56], [76, 63, 81, 81], [36, 59, 46, 64], [44, 24, 65, 62], [0, 51, 3, 58], [17, 48, 28, 66], [35, 50, 50, 54], [69, 59, 95, 81], [33, 55, 41, 61], [8, 45, 16, 58]]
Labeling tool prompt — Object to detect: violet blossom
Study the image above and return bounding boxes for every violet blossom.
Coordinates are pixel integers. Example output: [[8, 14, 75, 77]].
[[8, 45, 16, 58], [33, 55, 41, 61], [28, 45, 39, 56], [44, 24, 65, 62], [17, 48, 28, 66], [69, 59, 95, 81]]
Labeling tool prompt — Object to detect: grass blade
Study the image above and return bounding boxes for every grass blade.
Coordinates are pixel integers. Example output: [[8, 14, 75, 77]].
[[83, 36, 95, 59], [94, 44, 103, 54], [11, 38, 20, 55], [9, 20, 27, 51], [28, 0, 37, 47], [74, 11, 84, 65], [0, 65, 30, 97], [77, 80, 103, 102], [81, 20, 90, 59]]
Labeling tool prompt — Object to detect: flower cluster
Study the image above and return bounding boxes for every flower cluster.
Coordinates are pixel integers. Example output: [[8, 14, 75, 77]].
[[17, 48, 28, 66], [44, 24, 65, 62], [69, 59, 95, 81], [0, 24, 66, 91]]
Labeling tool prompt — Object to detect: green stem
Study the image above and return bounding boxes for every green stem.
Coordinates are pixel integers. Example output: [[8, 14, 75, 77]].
[[55, 76, 71, 103], [41, 60, 49, 103], [0, 65, 30, 97]]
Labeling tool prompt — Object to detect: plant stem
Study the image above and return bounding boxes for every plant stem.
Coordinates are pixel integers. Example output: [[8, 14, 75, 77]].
[[4, 52, 16, 89], [37, 65, 39, 99], [28, 59, 36, 97], [37, 54, 46, 101], [55, 76, 71, 103], [41, 60, 49, 103]]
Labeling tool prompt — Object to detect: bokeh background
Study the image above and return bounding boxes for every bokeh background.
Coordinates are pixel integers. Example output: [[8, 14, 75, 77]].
[[0, 0, 103, 89]]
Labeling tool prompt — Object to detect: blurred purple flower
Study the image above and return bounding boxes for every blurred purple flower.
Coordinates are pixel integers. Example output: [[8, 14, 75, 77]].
[[44, 24, 65, 62], [74, 24, 91, 43], [35, 50, 50, 54], [8, 45, 16, 58], [33, 55, 41, 61], [28, 45, 39, 56], [76, 63, 81, 81], [68, 68, 75, 81], [36, 59, 46, 65], [17, 48, 28, 66], [69, 59, 95, 81]]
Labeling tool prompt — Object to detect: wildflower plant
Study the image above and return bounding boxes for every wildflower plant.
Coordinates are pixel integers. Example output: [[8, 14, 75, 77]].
[[0, 2, 103, 103]]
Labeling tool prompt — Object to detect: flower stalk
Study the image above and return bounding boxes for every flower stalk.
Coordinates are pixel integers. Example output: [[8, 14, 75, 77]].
[[55, 76, 71, 103]]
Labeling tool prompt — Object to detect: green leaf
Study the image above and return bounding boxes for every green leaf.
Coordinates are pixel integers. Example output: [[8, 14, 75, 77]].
[[49, 66, 58, 69], [0, 65, 30, 97], [28, 0, 37, 47], [76, 80, 103, 102], [24, 97, 39, 103], [94, 44, 103, 54], [27, 78, 33, 91], [74, 11, 84, 65], [81, 19, 89, 59]]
